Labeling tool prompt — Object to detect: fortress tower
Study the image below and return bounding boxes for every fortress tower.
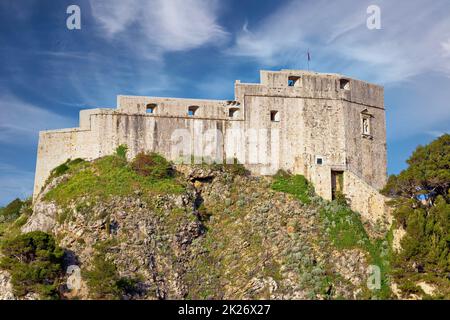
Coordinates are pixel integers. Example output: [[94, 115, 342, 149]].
[[34, 70, 389, 221]]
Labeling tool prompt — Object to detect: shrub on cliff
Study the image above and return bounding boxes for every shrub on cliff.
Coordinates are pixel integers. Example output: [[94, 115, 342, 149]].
[[0, 198, 24, 223], [83, 253, 121, 299], [83, 252, 140, 299], [115, 144, 128, 159], [131, 152, 174, 180], [0, 231, 64, 299]]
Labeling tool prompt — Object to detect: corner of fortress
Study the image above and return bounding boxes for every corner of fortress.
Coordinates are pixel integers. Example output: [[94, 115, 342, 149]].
[[33, 69, 390, 223]]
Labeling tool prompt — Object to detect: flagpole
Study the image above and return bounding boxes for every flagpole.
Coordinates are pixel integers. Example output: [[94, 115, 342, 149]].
[[307, 49, 310, 71]]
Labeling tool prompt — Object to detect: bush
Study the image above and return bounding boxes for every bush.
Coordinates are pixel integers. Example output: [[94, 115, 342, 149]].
[[83, 253, 140, 299], [0, 198, 24, 223], [115, 144, 128, 159], [131, 152, 173, 180], [83, 253, 121, 299], [49, 158, 85, 180], [0, 231, 64, 299]]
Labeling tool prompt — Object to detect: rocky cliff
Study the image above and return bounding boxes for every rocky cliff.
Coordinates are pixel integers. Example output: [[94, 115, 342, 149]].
[[1, 154, 392, 300]]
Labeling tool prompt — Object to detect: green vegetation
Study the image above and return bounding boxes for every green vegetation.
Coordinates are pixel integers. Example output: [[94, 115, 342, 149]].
[[131, 152, 174, 179], [0, 198, 24, 223], [271, 171, 313, 204], [83, 253, 122, 299], [115, 144, 128, 160], [382, 134, 449, 201], [48, 158, 86, 181], [83, 241, 140, 299], [0, 198, 33, 240], [45, 150, 184, 205], [382, 134, 450, 297], [0, 231, 64, 299], [270, 170, 391, 298], [319, 200, 391, 298]]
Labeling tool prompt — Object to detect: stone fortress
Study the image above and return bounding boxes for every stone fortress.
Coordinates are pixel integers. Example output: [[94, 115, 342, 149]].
[[34, 69, 389, 221]]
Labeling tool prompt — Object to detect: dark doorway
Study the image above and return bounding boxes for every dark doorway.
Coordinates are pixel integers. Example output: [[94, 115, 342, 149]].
[[331, 170, 344, 200]]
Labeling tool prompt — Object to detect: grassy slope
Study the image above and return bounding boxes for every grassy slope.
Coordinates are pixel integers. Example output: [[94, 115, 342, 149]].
[[44, 156, 184, 205]]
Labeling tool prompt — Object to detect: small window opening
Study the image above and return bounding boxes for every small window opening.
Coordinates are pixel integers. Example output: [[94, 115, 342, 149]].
[[188, 105, 199, 116], [361, 117, 372, 136], [288, 76, 301, 87], [316, 157, 323, 165], [146, 103, 157, 114], [340, 79, 350, 90], [229, 108, 240, 118], [360, 109, 373, 137], [270, 110, 280, 122]]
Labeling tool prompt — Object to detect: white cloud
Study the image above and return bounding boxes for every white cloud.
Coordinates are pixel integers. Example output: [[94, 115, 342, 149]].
[[229, 0, 450, 83], [442, 39, 450, 56], [89, 0, 229, 55], [0, 94, 74, 145]]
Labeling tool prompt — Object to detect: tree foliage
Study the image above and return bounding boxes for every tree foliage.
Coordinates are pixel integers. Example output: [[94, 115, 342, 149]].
[[0, 198, 24, 223], [0, 231, 64, 299], [383, 134, 450, 276], [382, 134, 450, 202]]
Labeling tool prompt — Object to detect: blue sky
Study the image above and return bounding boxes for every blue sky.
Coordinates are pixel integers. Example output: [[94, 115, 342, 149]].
[[0, 0, 449, 206]]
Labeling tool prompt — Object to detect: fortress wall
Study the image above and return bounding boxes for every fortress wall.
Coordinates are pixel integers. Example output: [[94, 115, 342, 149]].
[[117, 96, 240, 120], [33, 70, 389, 221], [33, 127, 100, 198], [241, 94, 306, 175], [344, 170, 391, 225], [347, 79, 384, 108], [343, 101, 387, 190], [302, 99, 347, 200]]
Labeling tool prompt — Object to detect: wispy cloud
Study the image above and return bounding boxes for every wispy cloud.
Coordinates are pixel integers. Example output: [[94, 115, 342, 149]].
[[229, 0, 450, 83], [0, 94, 74, 145], [442, 39, 450, 57], [89, 0, 229, 57]]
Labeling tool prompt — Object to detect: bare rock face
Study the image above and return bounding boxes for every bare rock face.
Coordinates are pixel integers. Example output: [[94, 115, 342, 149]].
[[22, 201, 57, 233], [22, 174, 68, 233], [0, 270, 15, 300]]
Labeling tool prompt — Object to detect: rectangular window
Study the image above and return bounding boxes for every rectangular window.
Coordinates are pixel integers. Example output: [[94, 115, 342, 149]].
[[188, 105, 199, 116], [270, 110, 280, 122]]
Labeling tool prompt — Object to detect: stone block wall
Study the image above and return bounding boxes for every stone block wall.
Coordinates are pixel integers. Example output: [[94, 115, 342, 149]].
[[33, 69, 389, 221]]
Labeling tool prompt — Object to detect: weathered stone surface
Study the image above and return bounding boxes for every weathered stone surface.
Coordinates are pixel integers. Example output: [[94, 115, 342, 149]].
[[22, 201, 57, 233], [0, 271, 15, 300], [33, 69, 388, 221]]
